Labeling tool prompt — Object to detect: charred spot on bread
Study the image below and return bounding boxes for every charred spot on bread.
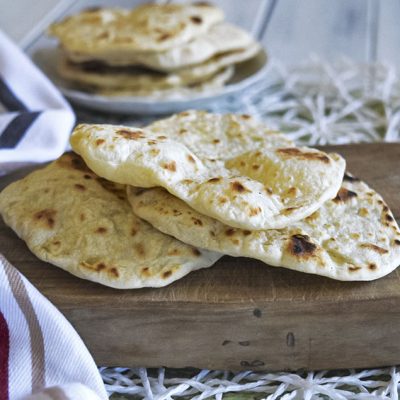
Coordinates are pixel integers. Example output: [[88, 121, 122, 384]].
[[33, 209, 57, 229], [288, 234, 317, 257], [276, 148, 330, 163], [359, 243, 388, 254], [333, 188, 358, 203], [231, 181, 250, 193], [343, 173, 360, 182], [117, 129, 145, 140]]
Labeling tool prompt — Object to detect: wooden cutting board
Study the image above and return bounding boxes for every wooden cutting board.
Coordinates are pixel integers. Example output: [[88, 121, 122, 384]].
[[1, 143, 400, 371]]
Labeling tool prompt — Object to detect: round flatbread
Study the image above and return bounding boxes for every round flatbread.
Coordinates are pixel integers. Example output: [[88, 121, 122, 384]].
[[127, 174, 400, 281], [90, 66, 234, 98], [70, 111, 345, 230], [65, 22, 257, 71], [49, 3, 224, 54], [57, 40, 255, 90], [0, 153, 221, 289]]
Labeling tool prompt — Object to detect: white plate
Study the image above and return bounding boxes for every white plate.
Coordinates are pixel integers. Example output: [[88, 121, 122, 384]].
[[32, 47, 268, 115]]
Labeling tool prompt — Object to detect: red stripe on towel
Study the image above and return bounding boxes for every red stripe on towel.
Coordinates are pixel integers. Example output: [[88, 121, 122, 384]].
[[0, 311, 9, 400]]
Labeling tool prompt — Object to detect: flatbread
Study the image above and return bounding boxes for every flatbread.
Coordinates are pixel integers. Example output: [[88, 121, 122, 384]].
[[0, 153, 221, 289], [91, 66, 234, 98], [57, 42, 258, 90], [49, 3, 224, 54], [65, 22, 257, 71], [70, 111, 345, 230], [166, 42, 261, 82], [127, 174, 400, 281]]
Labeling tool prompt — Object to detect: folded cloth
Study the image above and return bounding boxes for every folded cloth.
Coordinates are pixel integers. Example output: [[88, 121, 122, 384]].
[[21, 383, 102, 400], [0, 30, 75, 163], [0, 255, 108, 400]]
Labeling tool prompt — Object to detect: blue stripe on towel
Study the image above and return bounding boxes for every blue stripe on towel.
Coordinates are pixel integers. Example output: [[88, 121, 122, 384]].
[[0, 112, 41, 148], [0, 77, 28, 111]]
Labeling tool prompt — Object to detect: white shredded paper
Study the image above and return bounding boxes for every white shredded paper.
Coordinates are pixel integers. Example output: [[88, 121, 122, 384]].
[[102, 367, 400, 400], [210, 57, 400, 145], [93, 59, 400, 399]]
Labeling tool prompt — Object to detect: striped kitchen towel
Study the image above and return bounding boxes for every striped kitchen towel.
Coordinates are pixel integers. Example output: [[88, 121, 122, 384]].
[[0, 255, 108, 400], [0, 30, 75, 163]]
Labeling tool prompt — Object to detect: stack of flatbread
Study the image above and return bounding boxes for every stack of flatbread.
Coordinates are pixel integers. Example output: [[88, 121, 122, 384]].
[[1, 110, 400, 289], [48, 3, 262, 97]]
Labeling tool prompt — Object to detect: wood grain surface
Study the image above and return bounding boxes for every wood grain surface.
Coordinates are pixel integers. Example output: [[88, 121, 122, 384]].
[[1, 143, 400, 371]]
